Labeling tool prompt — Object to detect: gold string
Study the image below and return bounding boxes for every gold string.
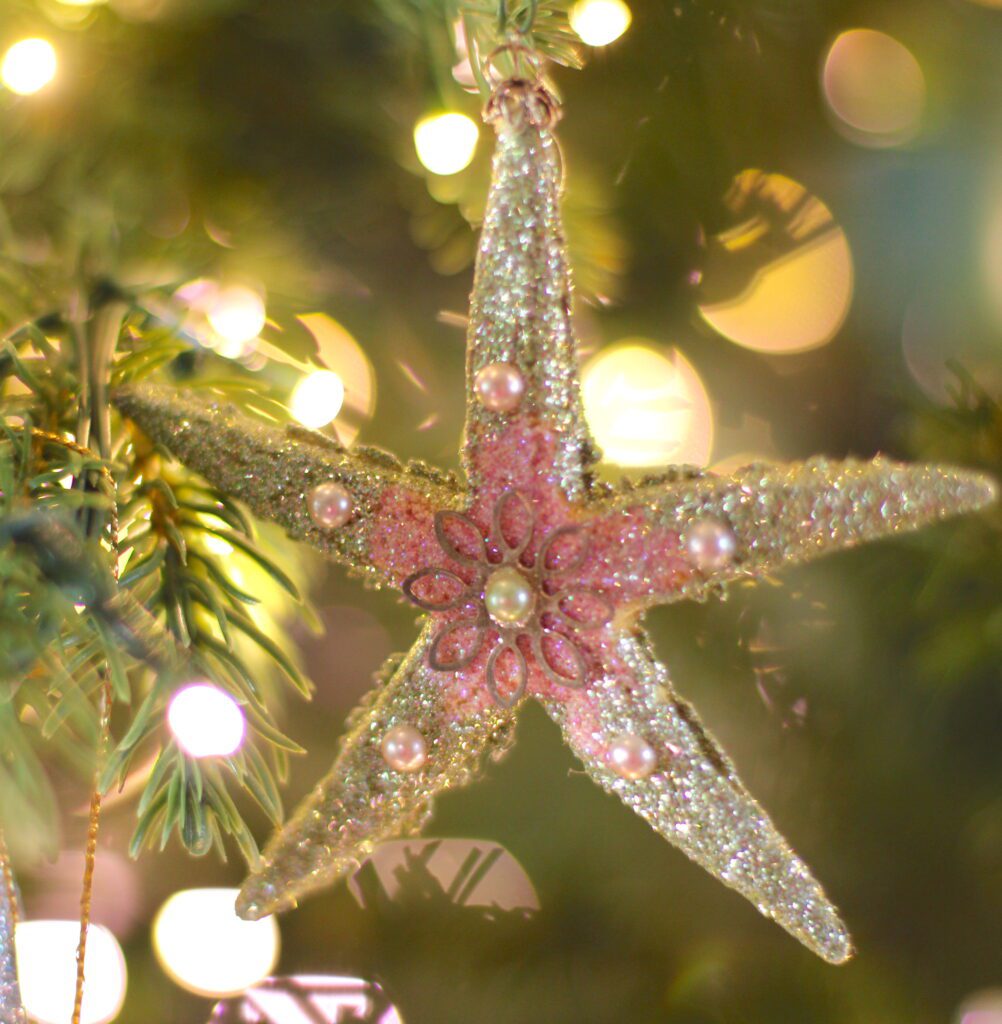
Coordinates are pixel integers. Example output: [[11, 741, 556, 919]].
[[25, 429, 119, 1024]]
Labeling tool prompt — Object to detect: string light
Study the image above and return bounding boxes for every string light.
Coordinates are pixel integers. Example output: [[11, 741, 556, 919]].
[[206, 285, 266, 349], [289, 370, 345, 429], [297, 313, 375, 446], [582, 342, 713, 467], [698, 171, 854, 354], [15, 921, 127, 1024], [984, 181, 1002, 327], [569, 0, 632, 47], [348, 838, 539, 914], [167, 684, 245, 758], [1, 38, 58, 96], [211, 976, 404, 1024], [153, 888, 279, 997], [822, 29, 925, 147], [413, 112, 479, 175], [953, 989, 1002, 1024]]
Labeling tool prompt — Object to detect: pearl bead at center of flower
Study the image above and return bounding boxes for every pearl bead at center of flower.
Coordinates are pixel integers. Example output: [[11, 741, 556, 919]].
[[483, 566, 535, 626]]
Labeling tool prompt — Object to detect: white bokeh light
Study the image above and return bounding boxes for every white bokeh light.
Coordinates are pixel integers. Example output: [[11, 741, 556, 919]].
[[1, 38, 58, 96], [167, 684, 245, 759], [698, 170, 854, 354], [153, 888, 279, 997], [206, 285, 266, 347], [211, 976, 404, 1024], [821, 29, 925, 147], [297, 313, 375, 446], [954, 989, 1002, 1024], [16, 921, 127, 1024], [582, 342, 714, 467], [289, 370, 346, 429], [569, 0, 632, 46], [413, 113, 479, 176]]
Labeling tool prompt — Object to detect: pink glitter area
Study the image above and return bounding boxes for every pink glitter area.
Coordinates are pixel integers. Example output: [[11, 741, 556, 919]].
[[402, 418, 677, 706], [466, 416, 576, 548], [581, 507, 693, 609], [466, 420, 693, 609], [367, 485, 447, 587]]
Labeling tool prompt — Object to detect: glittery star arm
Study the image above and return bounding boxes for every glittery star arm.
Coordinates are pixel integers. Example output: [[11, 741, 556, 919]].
[[593, 458, 996, 606], [114, 382, 462, 588], [462, 82, 599, 501], [542, 633, 853, 964], [0, 840, 27, 1024], [236, 624, 515, 920]]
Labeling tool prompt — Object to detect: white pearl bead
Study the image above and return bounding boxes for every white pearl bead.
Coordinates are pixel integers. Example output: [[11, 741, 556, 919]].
[[483, 566, 535, 626], [381, 724, 427, 772], [608, 734, 657, 780], [685, 517, 737, 571], [308, 481, 353, 529], [474, 362, 525, 413]]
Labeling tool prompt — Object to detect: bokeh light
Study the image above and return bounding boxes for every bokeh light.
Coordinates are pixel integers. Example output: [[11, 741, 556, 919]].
[[698, 170, 854, 354], [901, 288, 1002, 401], [1, 38, 58, 96], [16, 921, 127, 1024], [822, 29, 926, 147], [153, 888, 279, 997], [349, 839, 539, 915], [206, 285, 266, 348], [209, 976, 404, 1024], [289, 370, 346, 429], [29, 851, 143, 940], [582, 341, 714, 467], [955, 989, 1002, 1024], [570, 0, 632, 46], [167, 684, 245, 758], [297, 313, 375, 445], [413, 113, 478, 176], [984, 180, 1002, 326]]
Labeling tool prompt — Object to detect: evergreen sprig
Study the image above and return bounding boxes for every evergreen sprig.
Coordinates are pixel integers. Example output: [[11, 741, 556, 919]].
[[372, 0, 582, 98], [0, 285, 317, 865]]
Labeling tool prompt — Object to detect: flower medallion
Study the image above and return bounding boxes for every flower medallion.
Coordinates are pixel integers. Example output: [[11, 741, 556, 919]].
[[402, 490, 613, 708]]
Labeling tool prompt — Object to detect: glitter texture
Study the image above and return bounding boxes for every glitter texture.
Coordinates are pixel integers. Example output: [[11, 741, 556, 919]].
[[0, 842, 27, 1024], [113, 80, 996, 963]]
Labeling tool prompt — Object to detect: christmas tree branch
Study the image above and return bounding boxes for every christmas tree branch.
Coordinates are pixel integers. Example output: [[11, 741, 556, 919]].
[[1, 285, 317, 865]]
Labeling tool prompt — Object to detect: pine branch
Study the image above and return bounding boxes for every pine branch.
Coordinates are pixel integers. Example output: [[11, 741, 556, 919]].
[[0, 281, 320, 866]]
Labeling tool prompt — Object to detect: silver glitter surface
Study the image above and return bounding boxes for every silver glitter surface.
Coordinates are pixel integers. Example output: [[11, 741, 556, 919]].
[[115, 382, 463, 590], [601, 456, 998, 604], [236, 624, 515, 920], [0, 845, 26, 1024], [112, 80, 997, 962], [544, 633, 853, 963], [463, 87, 600, 502]]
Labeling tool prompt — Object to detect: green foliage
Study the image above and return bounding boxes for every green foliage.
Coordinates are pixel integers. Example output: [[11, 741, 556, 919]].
[[372, 1, 582, 96], [0, 3, 998, 1022], [0, 283, 317, 865]]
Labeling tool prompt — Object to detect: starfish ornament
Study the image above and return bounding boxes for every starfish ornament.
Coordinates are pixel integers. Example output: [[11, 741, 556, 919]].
[[0, 840, 27, 1024], [115, 79, 995, 964]]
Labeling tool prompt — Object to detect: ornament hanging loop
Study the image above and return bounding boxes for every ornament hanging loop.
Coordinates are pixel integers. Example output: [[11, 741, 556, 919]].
[[483, 44, 561, 132]]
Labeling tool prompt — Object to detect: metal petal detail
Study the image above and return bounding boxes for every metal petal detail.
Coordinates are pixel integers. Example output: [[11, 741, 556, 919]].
[[486, 640, 529, 708], [428, 617, 488, 673], [402, 567, 472, 612]]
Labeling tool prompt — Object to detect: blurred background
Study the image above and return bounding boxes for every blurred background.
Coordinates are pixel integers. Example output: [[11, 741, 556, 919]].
[[1, 0, 1000, 1022]]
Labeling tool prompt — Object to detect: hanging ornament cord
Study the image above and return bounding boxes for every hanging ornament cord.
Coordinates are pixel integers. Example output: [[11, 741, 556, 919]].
[[27, 428, 120, 1024]]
